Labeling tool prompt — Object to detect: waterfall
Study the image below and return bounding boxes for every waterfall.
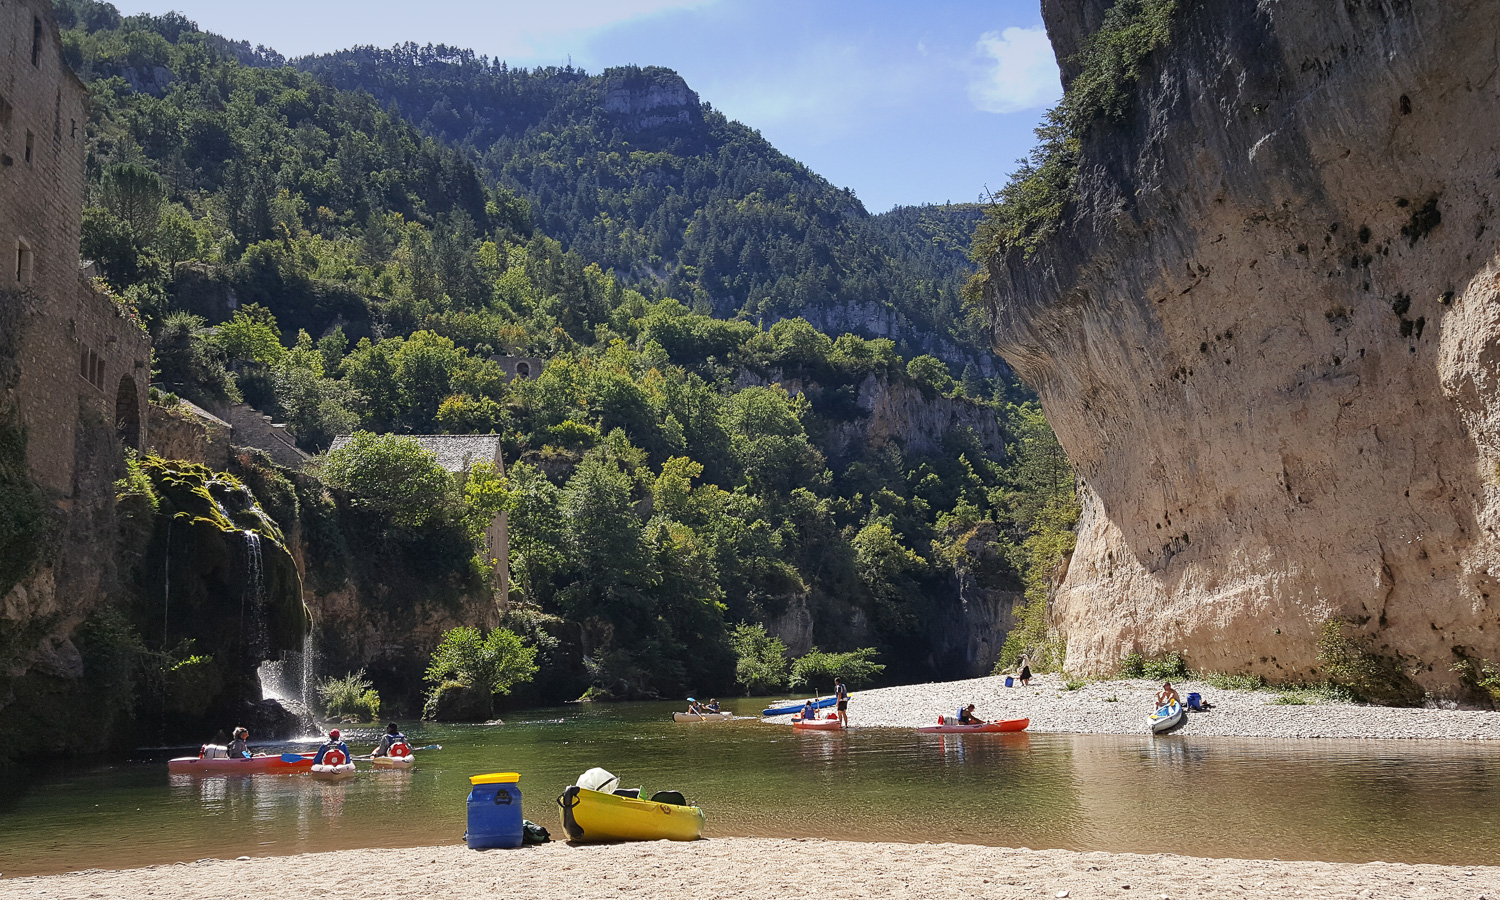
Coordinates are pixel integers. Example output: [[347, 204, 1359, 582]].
[[256, 633, 318, 734], [243, 531, 269, 662]]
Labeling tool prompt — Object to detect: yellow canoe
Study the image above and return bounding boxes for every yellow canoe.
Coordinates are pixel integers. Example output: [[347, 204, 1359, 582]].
[[557, 786, 705, 842]]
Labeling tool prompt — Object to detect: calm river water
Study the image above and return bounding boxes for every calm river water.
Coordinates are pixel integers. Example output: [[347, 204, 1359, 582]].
[[3, 698, 1499, 876]]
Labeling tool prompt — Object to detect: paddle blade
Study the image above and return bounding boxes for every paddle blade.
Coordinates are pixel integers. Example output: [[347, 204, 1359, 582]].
[[417, 744, 442, 751], [280, 753, 306, 763]]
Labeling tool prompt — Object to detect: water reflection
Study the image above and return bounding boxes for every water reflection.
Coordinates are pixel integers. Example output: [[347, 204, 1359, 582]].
[[3, 703, 1499, 877]]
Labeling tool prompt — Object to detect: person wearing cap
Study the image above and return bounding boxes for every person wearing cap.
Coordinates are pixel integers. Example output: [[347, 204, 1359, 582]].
[[956, 704, 986, 726], [705, 699, 721, 713], [371, 722, 409, 758], [312, 728, 350, 765], [226, 726, 251, 758]]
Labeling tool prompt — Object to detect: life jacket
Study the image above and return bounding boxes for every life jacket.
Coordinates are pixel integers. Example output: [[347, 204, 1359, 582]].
[[957, 708, 967, 723]]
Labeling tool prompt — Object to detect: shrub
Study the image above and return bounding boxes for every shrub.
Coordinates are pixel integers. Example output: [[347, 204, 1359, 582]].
[[729, 623, 789, 694], [0, 409, 50, 599], [1316, 619, 1422, 705], [318, 669, 381, 721], [1064, 678, 1087, 691], [1451, 654, 1500, 707], [423, 626, 539, 718], [789, 647, 884, 691], [321, 431, 454, 529], [1116, 651, 1188, 681]]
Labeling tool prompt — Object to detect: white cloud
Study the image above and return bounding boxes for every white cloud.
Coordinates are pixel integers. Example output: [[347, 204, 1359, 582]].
[[968, 26, 1060, 114]]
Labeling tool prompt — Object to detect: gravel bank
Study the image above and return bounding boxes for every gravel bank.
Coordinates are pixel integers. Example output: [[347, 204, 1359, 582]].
[[763, 674, 1500, 740], [5, 839, 1497, 900]]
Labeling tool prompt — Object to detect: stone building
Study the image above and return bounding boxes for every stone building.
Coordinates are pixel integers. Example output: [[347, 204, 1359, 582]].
[[328, 433, 509, 599], [490, 355, 545, 382], [2, 0, 150, 495]]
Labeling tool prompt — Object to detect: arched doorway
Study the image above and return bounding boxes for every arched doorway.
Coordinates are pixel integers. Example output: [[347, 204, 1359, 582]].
[[515, 361, 531, 379], [115, 375, 141, 449]]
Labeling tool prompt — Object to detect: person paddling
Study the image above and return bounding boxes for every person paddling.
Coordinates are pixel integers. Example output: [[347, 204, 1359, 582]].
[[312, 728, 349, 765], [834, 677, 850, 728], [372, 723, 409, 758], [956, 704, 986, 725]]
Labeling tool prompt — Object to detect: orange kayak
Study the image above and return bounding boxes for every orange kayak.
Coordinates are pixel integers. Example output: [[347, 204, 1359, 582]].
[[916, 717, 1030, 734], [168, 753, 314, 775], [791, 715, 844, 731]]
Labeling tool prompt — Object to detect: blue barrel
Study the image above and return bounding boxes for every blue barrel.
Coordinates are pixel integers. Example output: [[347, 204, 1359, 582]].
[[1004, 676, 1014, 688], [466, 772, 523, 850]]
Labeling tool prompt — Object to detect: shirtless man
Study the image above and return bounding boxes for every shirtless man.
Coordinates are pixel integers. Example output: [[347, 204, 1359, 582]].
[[1156, 681, 1182, 708]]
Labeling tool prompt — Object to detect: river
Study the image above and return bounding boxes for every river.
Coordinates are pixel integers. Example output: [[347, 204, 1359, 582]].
[[2, 698, 1498, 876]]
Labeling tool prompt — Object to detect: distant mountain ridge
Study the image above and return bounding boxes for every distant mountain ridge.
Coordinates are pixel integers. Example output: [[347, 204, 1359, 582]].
[[297, 46, 999, 373]]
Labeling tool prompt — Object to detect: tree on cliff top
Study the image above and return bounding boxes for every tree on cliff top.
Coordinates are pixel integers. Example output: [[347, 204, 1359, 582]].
[[320, 432, 453, 528]]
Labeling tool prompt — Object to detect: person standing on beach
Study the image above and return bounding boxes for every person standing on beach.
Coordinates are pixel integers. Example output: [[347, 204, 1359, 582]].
[[1019, 659, 1032, 687], [834, 677, 850, 728]]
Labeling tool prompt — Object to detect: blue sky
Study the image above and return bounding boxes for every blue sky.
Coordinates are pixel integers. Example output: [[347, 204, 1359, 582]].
[[122, 0, 1059, 211]]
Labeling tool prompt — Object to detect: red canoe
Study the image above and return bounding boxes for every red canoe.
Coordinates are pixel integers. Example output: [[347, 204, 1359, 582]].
[[916, 717, 1029, 734], [791, 714, 844, 731], [168, 753, 314, 775]]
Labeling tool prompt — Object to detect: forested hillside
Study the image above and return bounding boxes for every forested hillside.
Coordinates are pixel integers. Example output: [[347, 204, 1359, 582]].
[[296, 47, 995, 371], [47, 1, 1075, 704]]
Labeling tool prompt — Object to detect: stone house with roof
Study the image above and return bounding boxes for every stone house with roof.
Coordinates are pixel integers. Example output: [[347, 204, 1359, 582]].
[[328, 433, 509, 599]]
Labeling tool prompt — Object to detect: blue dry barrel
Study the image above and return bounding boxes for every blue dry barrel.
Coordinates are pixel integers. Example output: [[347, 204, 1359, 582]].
[[466, 772, 523, 849]]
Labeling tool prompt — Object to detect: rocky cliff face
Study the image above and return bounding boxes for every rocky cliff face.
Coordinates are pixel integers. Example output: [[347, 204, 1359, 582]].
[[984, 0, 1500, 695], [601, 69, 701, 131]]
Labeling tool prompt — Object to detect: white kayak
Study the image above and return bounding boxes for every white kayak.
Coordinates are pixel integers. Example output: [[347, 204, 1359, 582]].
[[310, 762, 356, 780], [673, 711, 733, 722], [1149, 700, 1184, 734]]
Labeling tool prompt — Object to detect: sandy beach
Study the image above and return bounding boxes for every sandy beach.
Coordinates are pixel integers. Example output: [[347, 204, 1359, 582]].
[[765, 673, 1500, 741], [5, 839, 1498, 900]]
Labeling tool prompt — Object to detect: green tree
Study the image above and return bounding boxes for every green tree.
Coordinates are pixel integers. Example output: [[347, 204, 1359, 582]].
[[730, 622, 788, 694], [321, 432, 454, 528], [423, 626, 539, 702], [790, 647, 885, 691], [100, 162, 165, 240], [907, 355, 955, 395], [215, 306, 286, 367]]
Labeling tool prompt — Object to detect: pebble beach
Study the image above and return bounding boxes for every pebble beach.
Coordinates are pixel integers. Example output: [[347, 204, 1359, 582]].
[[763, 673, 1500, 741], [5, 839, 1498, 900]]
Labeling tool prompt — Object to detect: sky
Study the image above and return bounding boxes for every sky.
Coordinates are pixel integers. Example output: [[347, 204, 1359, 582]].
[[120, 0, 1059, 212]]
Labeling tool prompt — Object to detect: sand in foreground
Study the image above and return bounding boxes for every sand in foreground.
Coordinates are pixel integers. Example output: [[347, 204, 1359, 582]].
[[4, 839, 1498, 900]]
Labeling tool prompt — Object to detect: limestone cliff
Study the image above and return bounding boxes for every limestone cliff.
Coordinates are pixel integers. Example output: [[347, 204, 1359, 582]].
[[983, 0, 1500, 696]]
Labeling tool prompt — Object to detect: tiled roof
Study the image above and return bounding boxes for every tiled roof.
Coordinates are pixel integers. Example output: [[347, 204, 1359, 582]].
[[328, 434, 503, 474]]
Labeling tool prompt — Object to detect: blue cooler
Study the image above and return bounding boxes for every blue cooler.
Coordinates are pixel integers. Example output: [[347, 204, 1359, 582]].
[[1004, 676, 1014, 688], [466, 772, 523, 849]]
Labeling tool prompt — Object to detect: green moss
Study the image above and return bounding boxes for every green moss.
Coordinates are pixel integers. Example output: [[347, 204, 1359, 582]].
[[970, 0, 1180, 269], [0, 409, 53, 599]]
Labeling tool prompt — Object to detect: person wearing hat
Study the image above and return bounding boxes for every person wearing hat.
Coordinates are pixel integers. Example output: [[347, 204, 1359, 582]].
[[225, 726, 252, 759], [312, 728, 350, 765], [371, 722, 409, 758], [956, 704, 987, 726]]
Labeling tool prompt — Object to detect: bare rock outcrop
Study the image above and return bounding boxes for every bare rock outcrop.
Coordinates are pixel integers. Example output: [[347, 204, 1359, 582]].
[[984, 0, 1500, 693]]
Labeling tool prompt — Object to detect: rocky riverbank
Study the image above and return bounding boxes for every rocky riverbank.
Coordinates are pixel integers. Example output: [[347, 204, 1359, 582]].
[[761, 674, 1500, 741], [4, 839, 1496, 899]]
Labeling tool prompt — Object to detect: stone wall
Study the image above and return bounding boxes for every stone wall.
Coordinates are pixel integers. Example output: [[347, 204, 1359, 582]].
[[225, 403, 310, 470], [2, 0, 148, 496], [148, 398, 231, 468]]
